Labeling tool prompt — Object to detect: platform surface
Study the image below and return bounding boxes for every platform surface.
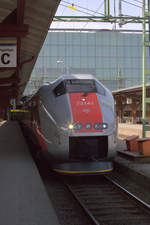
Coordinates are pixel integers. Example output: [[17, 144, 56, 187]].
[[118, 123, 150, 138], [0, 121, 60, 225], [115, 138, 150, 178]]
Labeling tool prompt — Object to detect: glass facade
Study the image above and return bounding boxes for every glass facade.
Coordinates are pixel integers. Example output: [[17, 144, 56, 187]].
[[24, 30, 149, 95]]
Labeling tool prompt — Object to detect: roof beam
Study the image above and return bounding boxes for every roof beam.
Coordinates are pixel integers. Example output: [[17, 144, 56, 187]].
[[0, 24, 28, 37], [17, 0, 25, 26], [0, 74, 19, 85], [0, 0, 27, 102], [2, 8, 17, 24], [53, 16, 144, 23], [0, 3, 28, 37]]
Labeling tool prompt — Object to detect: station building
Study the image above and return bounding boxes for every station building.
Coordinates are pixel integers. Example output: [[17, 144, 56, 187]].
[[24, 30, 150, 123], [24, 30, 149, 95]]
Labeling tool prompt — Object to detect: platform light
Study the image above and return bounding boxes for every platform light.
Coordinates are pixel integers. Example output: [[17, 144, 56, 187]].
[[68, 124, 74, 130], [10, 109, 29, 113]]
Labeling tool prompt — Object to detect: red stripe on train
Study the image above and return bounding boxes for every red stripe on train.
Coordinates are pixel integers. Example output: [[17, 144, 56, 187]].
[[69, 93, 103, 133], [33, 123, 48, 152]]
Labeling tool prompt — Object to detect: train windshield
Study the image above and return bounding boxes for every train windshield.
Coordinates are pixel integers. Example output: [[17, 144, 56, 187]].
[[65, 79, 96, 93], [54, 79, 105, 96]]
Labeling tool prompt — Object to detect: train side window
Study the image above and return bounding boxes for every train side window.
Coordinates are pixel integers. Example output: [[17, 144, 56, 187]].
[[54, 82, 66, 97], [96, 81, 105, 95], [28, 101, 32, 107], [32, 99, 37, 107]]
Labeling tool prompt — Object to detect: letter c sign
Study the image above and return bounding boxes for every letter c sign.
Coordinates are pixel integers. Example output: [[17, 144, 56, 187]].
[[0, 45, 17, 67], [1, 53, 10, 64]]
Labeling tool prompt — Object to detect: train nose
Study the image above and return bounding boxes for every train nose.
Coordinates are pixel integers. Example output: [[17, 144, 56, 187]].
[[69, 92, 105, 133], [69, 136, 108, 161]]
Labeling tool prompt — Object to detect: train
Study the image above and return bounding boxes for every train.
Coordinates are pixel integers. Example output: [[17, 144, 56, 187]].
[[20, 74, 117, 175]]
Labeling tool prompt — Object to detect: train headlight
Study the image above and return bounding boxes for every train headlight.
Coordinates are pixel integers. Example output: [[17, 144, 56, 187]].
[[68, 124, 74, 130], [74, 123, 83, 130], [82, 98, 86, 102], [94, 123, 108, 130], [102, 123, 108, 129]]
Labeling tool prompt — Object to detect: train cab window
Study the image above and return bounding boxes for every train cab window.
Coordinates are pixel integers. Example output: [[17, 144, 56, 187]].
[[95, 81, 105, 95], [54, 79, 105, 96], [54, 82, 66, 97], [66, 79, 97, 93]]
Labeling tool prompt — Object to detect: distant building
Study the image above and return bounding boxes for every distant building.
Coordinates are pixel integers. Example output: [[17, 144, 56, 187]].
[[24, 30, 149, 95]]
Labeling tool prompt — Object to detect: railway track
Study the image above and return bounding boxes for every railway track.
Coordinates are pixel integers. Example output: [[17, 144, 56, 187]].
[[24, 134, 150, 225], [61, 175, 150, 225]]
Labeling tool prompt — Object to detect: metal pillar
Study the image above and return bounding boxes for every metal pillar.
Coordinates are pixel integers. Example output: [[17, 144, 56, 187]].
[[142, 0, 150, 137], [142, 0, 146, 121], [104, 0, 110, 17], [119, 0, 122, 16], [117, 68, 125, 89]]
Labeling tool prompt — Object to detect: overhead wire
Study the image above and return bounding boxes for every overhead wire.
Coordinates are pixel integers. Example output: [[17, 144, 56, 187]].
[[81, 0, 104, 29], [130, 0, 142, 4], [122, 0, 142, 8], [58, 0, 145, 27], [60, 3, 99, 16], [122, 0, 149, 12], [61, 0, 104, 15], [129, 0, 148, 9], [56, 3, 67, 28], [60, 1, 144, 18], [94, 0, 104, 14]]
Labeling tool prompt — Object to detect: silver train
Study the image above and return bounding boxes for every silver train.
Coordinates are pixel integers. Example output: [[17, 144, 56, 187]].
[[21, 74, 117, 174]]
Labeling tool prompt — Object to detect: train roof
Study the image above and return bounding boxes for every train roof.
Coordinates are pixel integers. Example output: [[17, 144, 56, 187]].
[[48, 74, 112, 96], [63, 74, 95, 79], [52, 74, 96, 83]]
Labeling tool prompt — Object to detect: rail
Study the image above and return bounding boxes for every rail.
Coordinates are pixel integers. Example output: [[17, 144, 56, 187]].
[[62, 175, 150, 225]]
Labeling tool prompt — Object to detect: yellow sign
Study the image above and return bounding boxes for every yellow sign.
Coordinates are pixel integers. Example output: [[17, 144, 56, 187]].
[[67, 5, 76, 10], [10, 109, 29, 113]]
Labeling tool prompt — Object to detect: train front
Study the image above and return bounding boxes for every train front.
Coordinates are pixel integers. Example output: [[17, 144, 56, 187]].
[[45, 74, 117, 174]]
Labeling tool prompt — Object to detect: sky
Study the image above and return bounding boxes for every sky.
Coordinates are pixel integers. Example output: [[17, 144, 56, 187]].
[[51, 0, 145, 30]]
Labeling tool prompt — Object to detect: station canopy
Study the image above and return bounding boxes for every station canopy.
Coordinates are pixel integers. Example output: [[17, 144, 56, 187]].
[[112, 83, 150, 99], [112, 85, 145, 98], [112, 84, 150, 106], [0, 0, 60, 109]]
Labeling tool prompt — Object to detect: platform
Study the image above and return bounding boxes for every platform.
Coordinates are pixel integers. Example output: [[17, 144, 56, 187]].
[[118, 123, 150, 138], [117, 149, 150, 161], [0, 121, 60, 225], [115, 138, 150, 180]]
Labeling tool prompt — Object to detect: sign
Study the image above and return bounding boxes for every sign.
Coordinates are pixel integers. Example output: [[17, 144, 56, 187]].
[[126, 98, 132, 104], [0, 39, 17, 67], [10, 109, 29, 113], [67, 5, 76, 10]]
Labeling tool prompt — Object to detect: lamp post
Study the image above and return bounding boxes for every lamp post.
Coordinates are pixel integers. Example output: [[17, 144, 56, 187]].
[[57, 59, 64, 75], [57, 59, 70, 75]]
